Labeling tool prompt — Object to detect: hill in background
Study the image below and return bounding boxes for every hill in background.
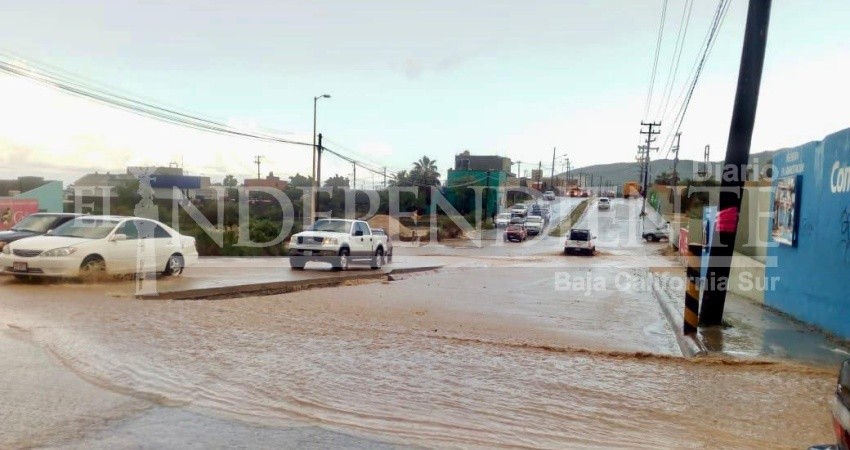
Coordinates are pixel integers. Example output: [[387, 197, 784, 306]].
[[562, 150, 776, 189]]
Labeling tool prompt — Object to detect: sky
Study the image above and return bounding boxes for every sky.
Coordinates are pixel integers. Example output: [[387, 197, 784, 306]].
[[1, 0, 849, 186]]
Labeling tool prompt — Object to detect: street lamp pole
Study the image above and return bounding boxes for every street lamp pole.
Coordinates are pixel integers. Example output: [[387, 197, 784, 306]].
[[311, 94, 331, 224]]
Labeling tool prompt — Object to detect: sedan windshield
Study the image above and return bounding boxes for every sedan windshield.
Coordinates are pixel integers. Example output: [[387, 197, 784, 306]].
[[10, 215, 57, 233], [52, 218, 120, 239], [310, 219, 351, 233]]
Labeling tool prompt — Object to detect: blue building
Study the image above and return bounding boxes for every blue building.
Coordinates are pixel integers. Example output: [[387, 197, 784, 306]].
[[766, 127, 850, 339]]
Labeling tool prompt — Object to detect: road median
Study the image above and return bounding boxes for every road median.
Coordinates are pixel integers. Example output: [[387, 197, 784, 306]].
[[137, 265, 443, 300]]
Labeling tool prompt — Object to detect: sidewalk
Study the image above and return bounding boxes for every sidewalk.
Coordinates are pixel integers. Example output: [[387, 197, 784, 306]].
[[649, 268, 850, 366]]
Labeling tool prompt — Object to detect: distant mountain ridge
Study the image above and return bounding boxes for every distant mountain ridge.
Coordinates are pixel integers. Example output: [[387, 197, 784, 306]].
[[562, 150, 776, 188]]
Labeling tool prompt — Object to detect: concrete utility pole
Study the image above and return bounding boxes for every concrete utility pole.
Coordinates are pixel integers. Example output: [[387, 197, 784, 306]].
[[253, 155, 262, 180], [537, 161, 542, 188], [316, 133, 324, 188], [701, 0, 772, 327], [550, 147, 556, 190], [352, 162, 356, 192], [382, 167, 387, 189], [311, 94, 331, 225], [639, 121, 661, 216], [672, 132, 681, 186]]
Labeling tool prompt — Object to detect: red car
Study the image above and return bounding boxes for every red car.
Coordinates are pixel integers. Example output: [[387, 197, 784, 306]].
[[504, 224, 528, 242], [809, 359, 850, 450]]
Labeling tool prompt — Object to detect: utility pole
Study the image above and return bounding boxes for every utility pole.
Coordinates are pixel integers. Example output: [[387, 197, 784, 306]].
[[484, 170, 491, 221], [672, 132, 682, 186], [701, 0, 772, 327], [352, 162, 356, 192], [550, 147, 556, 191], [253, 155, 262, 180], [639, 121, 661, 216], [382, 167, 387, 189], [537, 161, 542, 189], [316, 133, 324, 188]]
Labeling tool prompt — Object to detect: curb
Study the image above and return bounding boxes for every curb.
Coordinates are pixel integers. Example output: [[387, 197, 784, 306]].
[[137, 265, 443, 300], [649, 273, 708, 358]]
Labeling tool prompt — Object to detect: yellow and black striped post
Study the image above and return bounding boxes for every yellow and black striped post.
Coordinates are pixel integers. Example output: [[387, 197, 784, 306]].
[[684, 243, 703, 335]]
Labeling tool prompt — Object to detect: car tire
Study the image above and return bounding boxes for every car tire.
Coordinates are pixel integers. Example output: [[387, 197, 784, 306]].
[[334, 248, 350, 271], [79, 255, 107, 281], [164, 254, 185, 276], [371, 248, 384, 270], [290, 256, 306, 270], [645, 234, 655, 242]]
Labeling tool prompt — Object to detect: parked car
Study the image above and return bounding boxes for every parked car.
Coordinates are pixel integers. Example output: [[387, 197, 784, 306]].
[[511, 204, 528, 217], [642, 222, 671, 242], [0, 213, 81, 251], [542, 191, 556, 201], [0, 215, 198, 279], [504, 224, 528, 242], [808, 359, 850, 450], [525, 215, 544, 235], [289, 219, 389, 270], [597, 197, 611, 210], [371, 227, 393, 262], [495, 213, 512, 228], [564, 228, 596, 255]]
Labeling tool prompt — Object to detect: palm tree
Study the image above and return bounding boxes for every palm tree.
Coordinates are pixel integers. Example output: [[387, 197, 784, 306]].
[[389, 170, 410, 187], [411, 156, 440, 186]]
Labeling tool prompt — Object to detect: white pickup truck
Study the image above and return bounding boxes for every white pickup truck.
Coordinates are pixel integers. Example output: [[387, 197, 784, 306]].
[[288, 219, 389, 270]]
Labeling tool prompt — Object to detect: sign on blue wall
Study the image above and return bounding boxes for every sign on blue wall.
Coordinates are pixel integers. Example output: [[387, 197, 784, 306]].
[[766, 127, 850, 339]]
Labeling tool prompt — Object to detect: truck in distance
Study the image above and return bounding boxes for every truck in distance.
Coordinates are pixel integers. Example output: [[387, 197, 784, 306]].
[[288, 219, 389, 271]]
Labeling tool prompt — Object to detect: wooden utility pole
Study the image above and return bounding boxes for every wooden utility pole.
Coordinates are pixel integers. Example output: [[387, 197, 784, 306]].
[[639, 122, 661, 216], [701, 0, 772, 326]]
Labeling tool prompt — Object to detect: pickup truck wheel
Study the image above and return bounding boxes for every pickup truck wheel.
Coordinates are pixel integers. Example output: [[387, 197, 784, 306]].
[[645, 234, 655, 242], [289, 256, 306, 270], [335, 248, 350, 271], [371, 248, 384, 270]]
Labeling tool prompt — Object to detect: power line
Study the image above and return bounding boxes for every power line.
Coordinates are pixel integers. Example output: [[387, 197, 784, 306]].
[[642, 0, 669, 119], [662, 0, 731, 156], [656, 0, 694, 120], [0, 56, 313, 148]]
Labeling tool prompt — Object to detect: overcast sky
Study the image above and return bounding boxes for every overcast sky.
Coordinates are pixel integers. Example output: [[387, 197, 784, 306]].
[[1, 0, 849, 186]]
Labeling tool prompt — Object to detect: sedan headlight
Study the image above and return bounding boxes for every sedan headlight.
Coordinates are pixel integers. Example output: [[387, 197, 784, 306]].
[[1, 243, 9, 254], [40, 247, 78, 257]]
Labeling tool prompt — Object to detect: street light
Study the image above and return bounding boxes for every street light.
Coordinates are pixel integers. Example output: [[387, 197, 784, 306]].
[[310, 94, 331, 224]]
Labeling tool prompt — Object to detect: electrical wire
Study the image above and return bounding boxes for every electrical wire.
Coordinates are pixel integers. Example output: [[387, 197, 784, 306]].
[[656, 0, 694, 120], [642, 0, 669, 119], [661, 0, 730, 156]]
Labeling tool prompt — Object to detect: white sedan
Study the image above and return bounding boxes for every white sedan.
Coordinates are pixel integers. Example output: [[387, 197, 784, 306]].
[[0, 215, 198, 279]]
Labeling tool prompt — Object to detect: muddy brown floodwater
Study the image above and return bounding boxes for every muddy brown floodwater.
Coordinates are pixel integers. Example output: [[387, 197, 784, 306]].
[[0, 265, 836, 449]]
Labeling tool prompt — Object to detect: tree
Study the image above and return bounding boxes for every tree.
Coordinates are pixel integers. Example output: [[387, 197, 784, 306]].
[[324, 174, 350, 189], [389, 170, 411, 187], [654, 171, 674, 186], [222, 174, 238, 187], [288, 173, 314, 187], [411, 156, 441, 186]]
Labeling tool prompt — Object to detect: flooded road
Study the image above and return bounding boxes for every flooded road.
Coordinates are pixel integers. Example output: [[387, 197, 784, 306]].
[[0, 199, 838, 449]]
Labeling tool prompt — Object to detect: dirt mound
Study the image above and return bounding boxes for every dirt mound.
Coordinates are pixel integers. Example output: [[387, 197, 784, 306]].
[[368, 215, 414, 239]]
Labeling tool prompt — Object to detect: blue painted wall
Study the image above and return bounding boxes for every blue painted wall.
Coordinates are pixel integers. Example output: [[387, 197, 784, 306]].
[[14, 180, 63, 213], [766, 127, 850, 339]]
